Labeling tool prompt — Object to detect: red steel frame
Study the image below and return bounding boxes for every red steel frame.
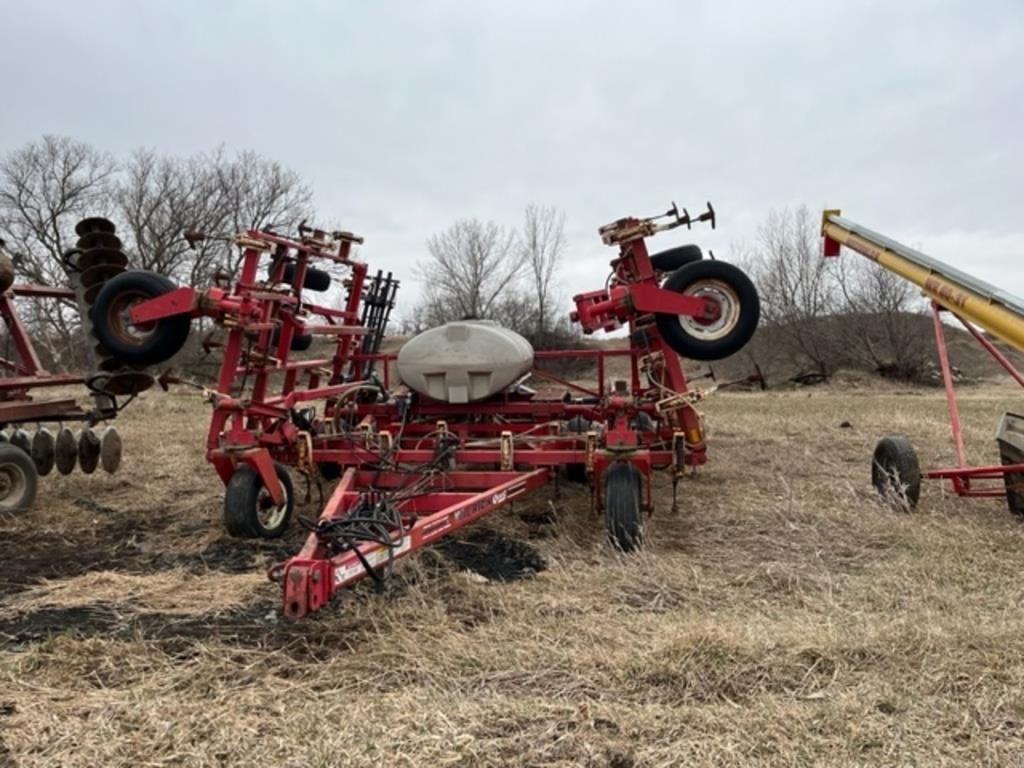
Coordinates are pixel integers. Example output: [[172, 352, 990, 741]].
[[131, 210, 726, 619], [925, 300, 1024, 496], [0, 284, 94, 423]]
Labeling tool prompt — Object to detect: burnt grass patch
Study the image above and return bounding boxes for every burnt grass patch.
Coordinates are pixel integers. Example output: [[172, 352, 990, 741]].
[[434, 528, 547, 581], [0, 514, 295, 597]]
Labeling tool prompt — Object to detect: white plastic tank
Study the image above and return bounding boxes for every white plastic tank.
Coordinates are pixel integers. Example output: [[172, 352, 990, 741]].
[[397, 320, 534, 403]]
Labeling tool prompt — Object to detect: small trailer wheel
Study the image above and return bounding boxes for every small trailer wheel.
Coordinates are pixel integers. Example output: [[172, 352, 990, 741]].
[[603, 461, 643, 552], [224, 462, 294, 538], [654, 260, 760, 361], [649, 244, 703, 272], [91, 271, 192, 366], [0, 443, 38, 513], [871, 435, 921, 510]]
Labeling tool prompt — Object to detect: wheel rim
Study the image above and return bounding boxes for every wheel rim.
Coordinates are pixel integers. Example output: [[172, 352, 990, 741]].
[[674, 279, 741, 341], [106, 290, 156, 348], [0, 462, 27, 510], [256, 485, 289, 531]]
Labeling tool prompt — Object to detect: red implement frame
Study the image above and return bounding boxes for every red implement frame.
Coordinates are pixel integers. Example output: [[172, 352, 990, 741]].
[[132, 209, 728, 619], [925, 300, 1024, 496], [0, 284, 93, 423]]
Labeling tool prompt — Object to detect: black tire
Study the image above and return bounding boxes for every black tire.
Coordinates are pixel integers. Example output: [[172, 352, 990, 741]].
[[223, 462, 294, 539], [317, 461, 342, 481], [1005, 468, 1024, 517], [565, 416, 591, 484], [0, 443, 38, 513], [650, 244, 703, 272], [271, 327, 314, 351], [275, 263, 331, 292], [91, 271, 192, 366], [654, 260, 760, 361], [603, 461, 643, 552], [872, 435, 921, 510]]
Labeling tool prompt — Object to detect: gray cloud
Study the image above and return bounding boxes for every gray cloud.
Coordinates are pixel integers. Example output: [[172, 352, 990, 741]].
[[2, 0, 1021, 314]]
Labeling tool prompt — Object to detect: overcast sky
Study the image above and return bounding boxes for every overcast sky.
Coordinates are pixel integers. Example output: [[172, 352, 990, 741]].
[[2, 0, 1022, 321]]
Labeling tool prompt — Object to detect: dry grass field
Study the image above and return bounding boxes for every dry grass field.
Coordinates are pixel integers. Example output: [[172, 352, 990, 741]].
[[2, 380, 1024, 766]]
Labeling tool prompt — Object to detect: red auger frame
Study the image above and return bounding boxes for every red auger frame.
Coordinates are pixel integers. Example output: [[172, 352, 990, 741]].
[[92, 201, 760, 619], [822, 210, 1024, 513]]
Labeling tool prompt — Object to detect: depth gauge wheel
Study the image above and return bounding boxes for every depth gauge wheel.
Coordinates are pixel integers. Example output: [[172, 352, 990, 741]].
[[223, 462, 294, 539], [871, 435, 921, 510], [0, 443, 38, 513], [603, 461, 643, 552], [91, 271, 192, 366], [654, 260, 760, 361]]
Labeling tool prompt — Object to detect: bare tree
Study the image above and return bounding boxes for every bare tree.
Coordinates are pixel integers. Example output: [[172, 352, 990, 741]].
[[0, 136, 117, 360], [115, 149, 228, 283], [834, 255, 928, 379], [520, 204, 566, 344], [212, 149, 312, 277], [416, 218, 523, 326], [749, 206, 838, 376], [114, 147, 313, 286]]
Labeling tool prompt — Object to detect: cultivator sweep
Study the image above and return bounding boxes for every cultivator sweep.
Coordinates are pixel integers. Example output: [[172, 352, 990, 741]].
[[0, 218, 138, 512], [90, 201, 760, 618]]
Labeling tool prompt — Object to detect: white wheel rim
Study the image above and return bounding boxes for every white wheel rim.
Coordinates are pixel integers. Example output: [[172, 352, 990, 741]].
[[256, 485, 289, 530], [674, 279, 741, 341]]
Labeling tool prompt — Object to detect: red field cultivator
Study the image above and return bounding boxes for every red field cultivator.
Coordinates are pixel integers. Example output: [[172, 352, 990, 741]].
[[90, 202, 760, 618]]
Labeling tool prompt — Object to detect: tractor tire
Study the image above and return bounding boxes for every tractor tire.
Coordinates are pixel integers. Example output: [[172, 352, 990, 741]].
[[223, 462, 294, 539], [0, 443, 38, 513], [603, 461, 643, 552], [654, 260, 760, 361], [871, 435, 921, 510], [91, 271, 192, 366], [276, 263, 332, 292], [650, 244, 703, 272]]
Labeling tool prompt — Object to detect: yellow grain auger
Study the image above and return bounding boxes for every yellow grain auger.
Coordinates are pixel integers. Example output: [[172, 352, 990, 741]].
[[822, 210, 1024, 515]]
